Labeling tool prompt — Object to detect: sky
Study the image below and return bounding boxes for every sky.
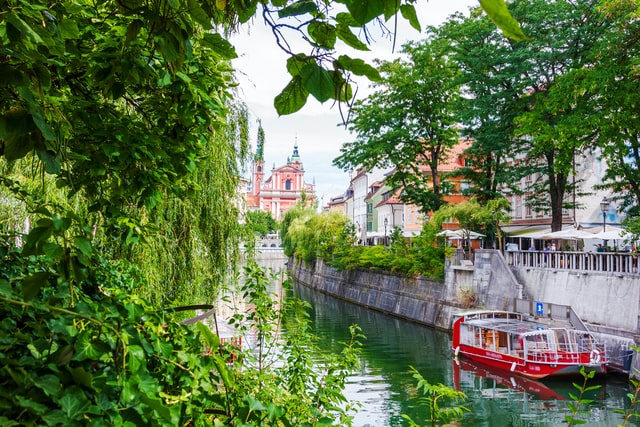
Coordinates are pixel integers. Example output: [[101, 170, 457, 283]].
[[230, 0, 478, 208]]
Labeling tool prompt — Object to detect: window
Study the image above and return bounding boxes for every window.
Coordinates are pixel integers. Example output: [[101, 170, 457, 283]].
[[285, 179, 291, 190]]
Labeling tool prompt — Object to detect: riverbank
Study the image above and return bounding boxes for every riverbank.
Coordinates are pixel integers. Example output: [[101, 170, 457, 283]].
[[288, 259, 465, 332]]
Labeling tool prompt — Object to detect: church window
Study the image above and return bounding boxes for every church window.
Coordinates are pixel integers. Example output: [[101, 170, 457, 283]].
[[285, 179, 291, 190]]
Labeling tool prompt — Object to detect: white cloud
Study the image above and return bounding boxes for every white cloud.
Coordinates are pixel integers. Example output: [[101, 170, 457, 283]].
[[230, 0, 478, 206]]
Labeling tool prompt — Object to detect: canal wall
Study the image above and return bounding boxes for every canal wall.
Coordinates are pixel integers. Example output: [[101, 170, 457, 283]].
[[288, 259, 467, 331]]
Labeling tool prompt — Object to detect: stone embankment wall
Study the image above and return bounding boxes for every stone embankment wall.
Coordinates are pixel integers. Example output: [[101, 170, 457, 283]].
[[288, 259, 473, 331]]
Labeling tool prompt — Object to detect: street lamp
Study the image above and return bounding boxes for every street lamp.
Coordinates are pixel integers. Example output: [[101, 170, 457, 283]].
[[600, 197, 610, 232], [384, 217, 388, 244]]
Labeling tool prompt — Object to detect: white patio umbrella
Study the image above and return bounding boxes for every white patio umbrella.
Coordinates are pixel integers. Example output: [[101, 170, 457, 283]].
[[590, 227, 627, 241], [437, 229, 485, 239], [538, 228, 595, 240]]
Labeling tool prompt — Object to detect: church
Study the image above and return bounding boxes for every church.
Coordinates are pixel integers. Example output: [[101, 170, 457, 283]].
[[246, 142, 316, 220]]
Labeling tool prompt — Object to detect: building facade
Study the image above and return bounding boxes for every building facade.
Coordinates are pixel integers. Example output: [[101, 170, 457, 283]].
[[247, 144, 316, 220]]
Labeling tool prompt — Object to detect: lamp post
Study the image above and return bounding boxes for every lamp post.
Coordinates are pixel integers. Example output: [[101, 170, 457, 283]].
[[600, 197, 610, 232], [600, 196, 610, 250], [384, 217, 388, 245]]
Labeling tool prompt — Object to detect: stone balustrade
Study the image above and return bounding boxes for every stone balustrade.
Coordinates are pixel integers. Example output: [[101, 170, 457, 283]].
[[503, 250, 639, 276]]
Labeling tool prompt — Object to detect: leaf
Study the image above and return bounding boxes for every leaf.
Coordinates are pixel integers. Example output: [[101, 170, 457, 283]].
[[127, 345, 145, 373], [337, 55, 381, 81], [479, 0, 532, 42], [36, 148, 61, 174], [308, 21, 336, 49], [195, 322, 220, 351], [274, 76, 308, 115], [22, 272, 50, 300], [245, 395, 267, 412], [73, 331, 103, 361], [124, 19, 143, 47], [335, 22, 369, 51], [300, 64, 334, 102], [188, 0, 213, 30], [42, 242, 64, 259], [50, 345, 75, 366], [6, 14, 43, 44], [278, 0, 317, 18], [59, 18, 80, 39], [400, 4, 421, 32], [201, 33, 237, 59], [286, 54, 313, 77], [329, 70, 353, 102], [34, 374, 62, 396], [75, 236, 93, 258], [59, 387, 90, 420], [345, 0, 385, 25]]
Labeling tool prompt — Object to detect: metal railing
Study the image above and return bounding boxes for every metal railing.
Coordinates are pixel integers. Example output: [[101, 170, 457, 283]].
[[506, 250, 639, 276]]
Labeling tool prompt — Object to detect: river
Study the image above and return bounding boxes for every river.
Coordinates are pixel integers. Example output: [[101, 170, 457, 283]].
[[259, 256, 638, 426]]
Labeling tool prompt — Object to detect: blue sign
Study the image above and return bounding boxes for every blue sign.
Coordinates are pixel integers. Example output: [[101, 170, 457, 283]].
[[535, 302, 544, 316]]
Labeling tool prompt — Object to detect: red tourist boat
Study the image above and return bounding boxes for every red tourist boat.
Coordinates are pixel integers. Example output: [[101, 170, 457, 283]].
[[451, 310, 607, 379]]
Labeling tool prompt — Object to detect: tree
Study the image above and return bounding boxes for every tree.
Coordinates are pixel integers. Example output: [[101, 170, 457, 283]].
[[432, 197, 510, 251], [246, 209, 279, 237], [446, 0, 615, 231], [569, 1, 640, 217], [333, 31, 462, 213], [439, 10, 530, 203]]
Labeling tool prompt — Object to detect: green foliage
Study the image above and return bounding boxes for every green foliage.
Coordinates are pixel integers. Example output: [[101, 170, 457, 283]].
[[246, 210, 279, 237], [333, 32, 462, 213], [615, 346, 640, 426], [283, 211, 450, 280], [401, 366, 468, 426], [564, 366, 602, 426], [0, 228, 361, 426], [281, 208, 349, 262], [433, 197, 510, 250]]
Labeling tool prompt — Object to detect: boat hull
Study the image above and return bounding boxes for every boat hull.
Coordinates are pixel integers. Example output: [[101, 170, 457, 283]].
[[454, 344, 606, 379], [451, 310, 608, 380]]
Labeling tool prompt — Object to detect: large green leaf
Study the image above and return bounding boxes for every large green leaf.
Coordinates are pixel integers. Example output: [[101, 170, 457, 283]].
[[278, 0, 318, 18], [480, 0, 531, 41], [337, 55, 381, 81], [308, 21, 336, 49], [274, 76, 309, 115], [188, 0, 213, 29], [59, 387, 91, 420], [345, 0, 385, 25], [201, 33, 238, 59], [300, 64, 334, 103], [22, 272, 50, 301], [400, 4, 421, 32], [36, 148, 61, 174], [335, 22, 369, 51], [286, 54, 313, 77]]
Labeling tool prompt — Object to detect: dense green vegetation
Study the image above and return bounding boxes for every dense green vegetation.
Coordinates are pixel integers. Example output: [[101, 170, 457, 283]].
[[0, 0, 613, 424], [281, 207, 453, 280], [335, 0, 640, 234]]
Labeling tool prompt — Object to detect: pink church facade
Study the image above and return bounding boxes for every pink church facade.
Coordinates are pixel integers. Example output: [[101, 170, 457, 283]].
[[247, 144, 316, 220]]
